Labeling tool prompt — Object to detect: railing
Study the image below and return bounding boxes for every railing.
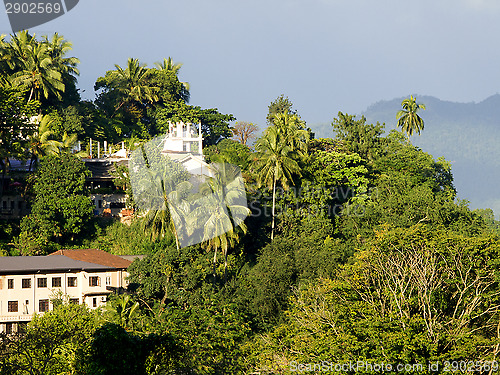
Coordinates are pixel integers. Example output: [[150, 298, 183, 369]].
[[0, 314, 34, 322]]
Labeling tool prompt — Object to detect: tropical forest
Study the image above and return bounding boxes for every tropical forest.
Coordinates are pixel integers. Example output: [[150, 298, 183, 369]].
[[1, 31, 500, 375]]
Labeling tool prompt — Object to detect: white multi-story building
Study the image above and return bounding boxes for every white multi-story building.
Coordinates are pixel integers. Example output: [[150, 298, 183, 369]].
[[0, 249, 133, 334], [162, 121, 213, 177]]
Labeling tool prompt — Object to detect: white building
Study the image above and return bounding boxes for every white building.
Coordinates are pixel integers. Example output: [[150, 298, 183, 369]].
[[161, 121, 214, 178], [0, 249, 133, 334]]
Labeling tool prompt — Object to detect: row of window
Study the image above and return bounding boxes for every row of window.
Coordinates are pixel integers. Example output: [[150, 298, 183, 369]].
[[5, 276, 103, 289], [1, 200, 24, 210], [7, 299, 56, 313], [6, 297, 100, 313]]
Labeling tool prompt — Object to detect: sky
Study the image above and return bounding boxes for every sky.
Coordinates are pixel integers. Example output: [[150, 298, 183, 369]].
[[1, 0, 500, 128]]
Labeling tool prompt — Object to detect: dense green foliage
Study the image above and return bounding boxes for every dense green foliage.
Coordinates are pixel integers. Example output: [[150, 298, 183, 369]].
[[1, 34, 500, 374], [16, 154, 93, 254]]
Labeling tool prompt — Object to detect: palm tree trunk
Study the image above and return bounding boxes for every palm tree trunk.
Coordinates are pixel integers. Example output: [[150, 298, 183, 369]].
[[271, 173, 276, 240], [27, 86, 34, 103]]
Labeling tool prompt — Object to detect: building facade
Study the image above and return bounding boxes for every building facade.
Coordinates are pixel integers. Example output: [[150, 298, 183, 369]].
[[0, 249, 132, 334]]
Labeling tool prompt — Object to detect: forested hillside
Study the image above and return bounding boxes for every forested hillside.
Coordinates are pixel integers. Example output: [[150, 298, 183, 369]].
[[1, 32, 500, 374], [311, 94, 500, 218]]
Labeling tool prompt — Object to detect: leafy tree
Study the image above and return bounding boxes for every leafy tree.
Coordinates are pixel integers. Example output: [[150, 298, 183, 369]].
[[96, 58, 158, 114], [266, 94, 297, 124], [0, 302, 98, 375], [27, 114, 61, 170], [153, 57, 189, 103], [154, 100, 235, 145], [331, 112, 386, 162], [397, 95, 426, 137], [204, 138, 252, 172], [17, 153, 94, 253], [248, 226, 500, 373], [0, 86, 39, 194], [103, 294, 140, 332]]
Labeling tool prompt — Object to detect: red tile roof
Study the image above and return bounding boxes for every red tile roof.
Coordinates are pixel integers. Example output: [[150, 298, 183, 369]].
[[49, 249, 132, 269]]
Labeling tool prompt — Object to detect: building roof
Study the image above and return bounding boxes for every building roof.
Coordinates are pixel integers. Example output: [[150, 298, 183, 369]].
[[50, 249, 132, 269], [0, 255, 113, 274]]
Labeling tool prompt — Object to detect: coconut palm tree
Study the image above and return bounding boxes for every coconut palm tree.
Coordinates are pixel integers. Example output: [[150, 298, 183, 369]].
[[397, 95, 426, 137], [8, 31, 65, 102], [42, 33, 79, 80], [190, 162, 250, 282], [255, 125, 303, 240], [272, 113, 309, 153], [110, 58, 158, 113]]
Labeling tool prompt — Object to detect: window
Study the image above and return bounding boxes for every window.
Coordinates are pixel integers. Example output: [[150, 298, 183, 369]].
[[98, 200, 103, 208], [89, 276, 100, 287], [69, 298, 79, 304], [67, 277, 77, 287], [38, 299, 49, 312], [18, 201, 22, 209], [92, 298, 97, 307], [37, 278, 47, 288], [5, 323, 12, 334], [10, 201, 14, 209], [52, 277, 61, 288], [22, 278, 31, 289], [105, 276, 111, 286], [7, 301, 18, 312], [7, 279, 13, 289]]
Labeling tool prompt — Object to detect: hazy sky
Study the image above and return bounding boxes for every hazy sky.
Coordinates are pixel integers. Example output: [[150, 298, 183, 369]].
[[2, 0, 500, 128]]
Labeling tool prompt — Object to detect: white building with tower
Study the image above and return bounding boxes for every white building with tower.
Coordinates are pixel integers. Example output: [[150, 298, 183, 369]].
[[161, 121, 213, 177]]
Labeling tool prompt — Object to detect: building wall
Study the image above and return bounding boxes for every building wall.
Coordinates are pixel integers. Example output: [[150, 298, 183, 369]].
[[0, 269, 129, 333]]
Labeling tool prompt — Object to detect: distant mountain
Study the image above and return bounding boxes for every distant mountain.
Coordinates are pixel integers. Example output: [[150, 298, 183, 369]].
[[309, 94, 500, 217]]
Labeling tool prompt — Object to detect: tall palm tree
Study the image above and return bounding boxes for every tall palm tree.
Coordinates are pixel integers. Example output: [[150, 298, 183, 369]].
[[111, 58, 158, 113], [255, 125, 303, 240], [42, 33, 80, 93], [272, 113, 309, 153], [8, 31, 65, 102], [396, 95, 426, 137]]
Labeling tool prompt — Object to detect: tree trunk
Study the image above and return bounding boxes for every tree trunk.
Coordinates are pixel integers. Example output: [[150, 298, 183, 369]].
[[271, 174, 276, 240]]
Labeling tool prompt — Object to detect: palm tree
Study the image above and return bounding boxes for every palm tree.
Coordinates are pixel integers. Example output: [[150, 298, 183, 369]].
[[272, 113, 309, 153], [42, 33, 80, 98], [190, 162, 250, 282], [103, 294, 140, 332], [154, 57, 190, 102], [110, 58, 158, 113], [396, 95, 426, 137], [28, 115, 85, 170], [255, 124, 304, 240], [8, 31, 65, 102], [28, 115, 61, 170], [131, 139, 191, 248], [141, 178, 192, 249]]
